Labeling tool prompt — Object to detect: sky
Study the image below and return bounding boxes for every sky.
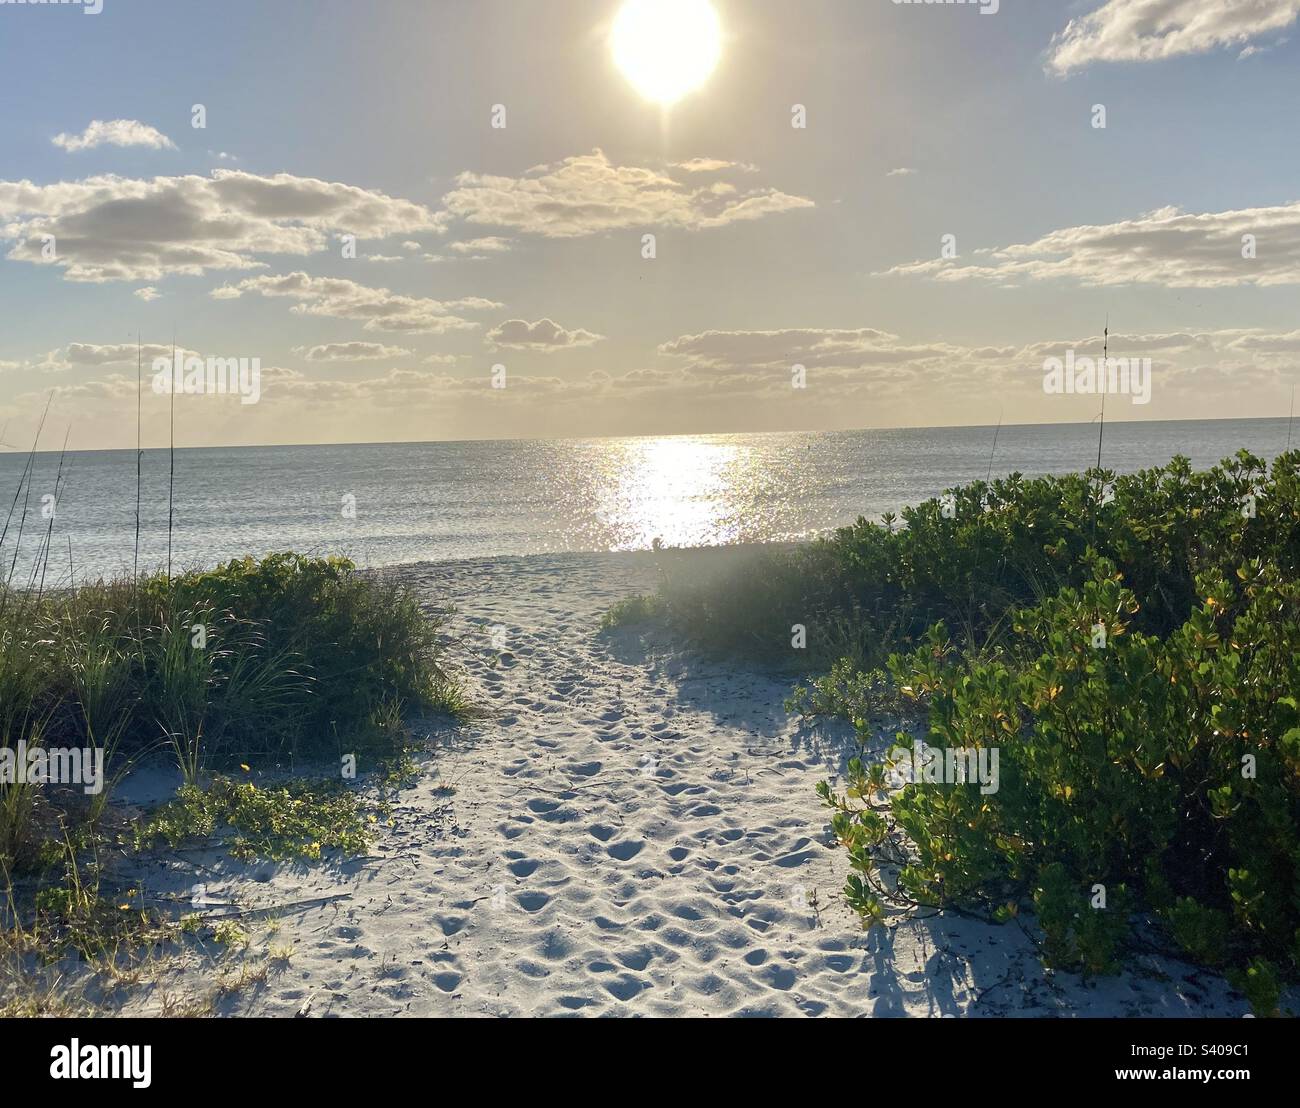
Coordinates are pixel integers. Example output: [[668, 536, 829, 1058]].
[[2, 0, 1300, 450]]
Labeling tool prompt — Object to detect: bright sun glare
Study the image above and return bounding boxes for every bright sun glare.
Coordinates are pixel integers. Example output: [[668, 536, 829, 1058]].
[[611, 0, 722, 105]]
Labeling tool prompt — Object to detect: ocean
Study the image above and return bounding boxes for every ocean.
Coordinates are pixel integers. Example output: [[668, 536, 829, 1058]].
[[0, 418, 1293, 585]]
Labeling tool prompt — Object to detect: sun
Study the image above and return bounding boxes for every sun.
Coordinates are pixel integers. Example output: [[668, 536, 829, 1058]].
[[611, 0, 722, 106]]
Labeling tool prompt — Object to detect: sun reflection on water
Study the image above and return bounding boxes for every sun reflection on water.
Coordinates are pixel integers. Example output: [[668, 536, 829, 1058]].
[[592, 436, 749, 550]]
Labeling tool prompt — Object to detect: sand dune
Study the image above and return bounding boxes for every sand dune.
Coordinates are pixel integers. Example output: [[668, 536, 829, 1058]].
[[120, 551, 1252, 1016]]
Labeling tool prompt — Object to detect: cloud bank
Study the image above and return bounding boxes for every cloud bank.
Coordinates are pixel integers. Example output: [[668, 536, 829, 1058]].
[[213, 272, 500, 334], [0, 170, 446, 282], [885, 202, 1300, 288], [442, 149, 812, 238], [1048, 0, 1300, 74]]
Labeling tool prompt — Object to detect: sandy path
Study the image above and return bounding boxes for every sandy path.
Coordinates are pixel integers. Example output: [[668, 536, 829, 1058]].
[[128, 551, 1251, 1017]]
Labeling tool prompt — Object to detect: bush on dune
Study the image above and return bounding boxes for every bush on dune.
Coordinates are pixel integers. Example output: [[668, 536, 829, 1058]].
[[1, 553, 461, 875], [650, 543, 878, 667], [1, 554, 461, 1007], [659, 450, 1299, 662], [652, 450, 1300, 1013], [2, 553, 458, 765]]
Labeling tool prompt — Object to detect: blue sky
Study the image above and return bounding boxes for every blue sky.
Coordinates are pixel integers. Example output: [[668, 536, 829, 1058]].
[[2, 0, 1300, 448]]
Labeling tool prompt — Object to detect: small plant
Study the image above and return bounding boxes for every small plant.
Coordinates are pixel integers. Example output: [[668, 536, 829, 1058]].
[[601, 594, 663, 629], [1166, 897, 1231, 968], [137, 775, 371, 863], [786, 662, 916, 727], [210, 919, 248, 947], [1228, 958, 1283, 1018]]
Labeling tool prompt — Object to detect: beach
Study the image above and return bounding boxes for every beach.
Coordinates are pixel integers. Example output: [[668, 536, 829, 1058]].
[[6, 0, 1299, 1054], [109, 550, 1254, 1017]]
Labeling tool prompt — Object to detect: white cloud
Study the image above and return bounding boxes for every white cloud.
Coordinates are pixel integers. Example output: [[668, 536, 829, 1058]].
[[442, 149, 813, 238], [659, 325, 1300, 409], [1048, 0, 1300, 75], [883, 201, 1300, 288], [52, 119, 176, 153], [133, 286, 161, 302], [672, 157, 756, 174], [23, 342, 199, 373], [213, 271, 501, 334], [449, 236, 513, 255], [660, 328, 977, 384], [293, 342, 412, 362], [0, 170, 447, 282], [485, 318, 604, 351], [887, 167, 918, 177]]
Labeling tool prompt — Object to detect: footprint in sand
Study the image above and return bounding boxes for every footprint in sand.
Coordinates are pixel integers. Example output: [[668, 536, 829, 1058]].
[[758, 964, 798, 991], [432, 971, 463, 993], [614, 946, 654, 972], [602, 974, 647, 1002], [431, 913, 468, 936], [558, 995, 594, 1010], [606, 839, 644, 861], [515, 891, 551, 913]]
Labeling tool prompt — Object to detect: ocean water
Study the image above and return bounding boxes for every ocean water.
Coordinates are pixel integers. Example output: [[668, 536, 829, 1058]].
[[0, 418, 1293, 585]]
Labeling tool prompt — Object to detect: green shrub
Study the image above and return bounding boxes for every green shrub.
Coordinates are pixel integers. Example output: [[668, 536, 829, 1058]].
[[658, 449, 1299, 664], [0, 553, 459, 776], [822, 554, 1300, 1009], [786, 662, 917, 728], [1228, 958, 1284, 1018], [600, 594, 663, 629], [1167, 897, 1231, 967], [657, 450, 1300, 1013], [654, 544, 864, 665]]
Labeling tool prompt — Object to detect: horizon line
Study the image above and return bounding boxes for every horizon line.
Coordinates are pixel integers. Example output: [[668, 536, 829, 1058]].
[[0, 411, 1294, 457]]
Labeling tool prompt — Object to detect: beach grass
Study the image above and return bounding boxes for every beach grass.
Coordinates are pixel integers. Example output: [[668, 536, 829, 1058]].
[[0, 551, 465, 1012]]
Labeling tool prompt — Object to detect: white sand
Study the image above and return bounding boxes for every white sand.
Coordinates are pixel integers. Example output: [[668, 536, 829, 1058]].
[[118, 551, 1252, 1017]]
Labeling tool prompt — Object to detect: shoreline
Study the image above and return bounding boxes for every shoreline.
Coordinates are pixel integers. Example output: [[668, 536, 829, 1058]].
[[6, 427, 1295, 586]]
